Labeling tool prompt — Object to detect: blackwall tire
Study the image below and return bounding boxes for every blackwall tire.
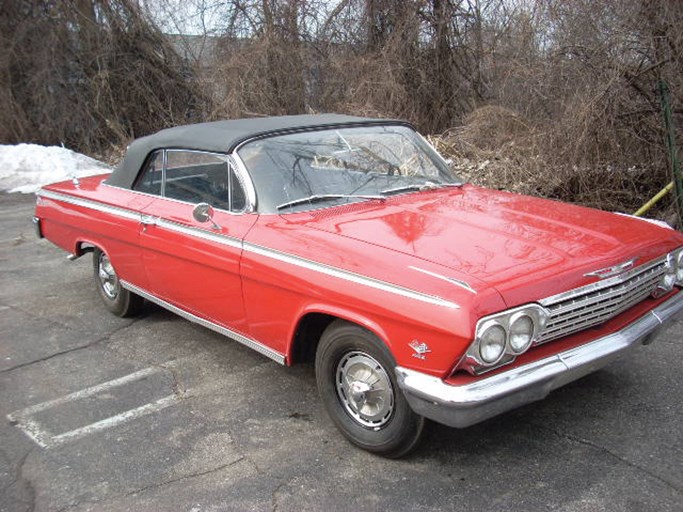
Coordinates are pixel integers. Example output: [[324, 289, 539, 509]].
[[315, 320, 424, 458], [93, 248, 143, 318]]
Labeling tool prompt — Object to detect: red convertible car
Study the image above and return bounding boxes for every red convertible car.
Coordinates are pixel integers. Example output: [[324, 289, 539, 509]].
[[34, 114, 683, 457]]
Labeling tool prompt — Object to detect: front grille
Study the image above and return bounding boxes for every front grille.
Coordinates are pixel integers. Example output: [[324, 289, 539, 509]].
[[536, 257, 668, 344]]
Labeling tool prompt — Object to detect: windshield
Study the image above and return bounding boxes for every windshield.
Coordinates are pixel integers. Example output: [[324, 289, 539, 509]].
[[236, 125, 461, 213]]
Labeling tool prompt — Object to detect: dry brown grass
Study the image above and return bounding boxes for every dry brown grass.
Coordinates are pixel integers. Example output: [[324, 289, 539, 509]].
[[430, 105, 676, 221]]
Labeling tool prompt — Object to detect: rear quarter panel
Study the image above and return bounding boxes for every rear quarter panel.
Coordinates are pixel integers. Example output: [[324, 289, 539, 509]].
[[36, 176, 153, 289]]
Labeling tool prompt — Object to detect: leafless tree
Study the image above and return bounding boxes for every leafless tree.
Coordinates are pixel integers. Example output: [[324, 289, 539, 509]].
[[2, 0, 681, 216], [0, 0, 205, 154]]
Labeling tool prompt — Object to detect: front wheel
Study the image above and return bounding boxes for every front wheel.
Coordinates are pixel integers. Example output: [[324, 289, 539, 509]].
[[315, 320, 424, 458], [93, 248, 143, 317]]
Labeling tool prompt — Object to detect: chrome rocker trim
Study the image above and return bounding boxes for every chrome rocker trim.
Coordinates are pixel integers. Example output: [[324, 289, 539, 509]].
[[121, 280, 286, 365], [396, 291, 683, 429]]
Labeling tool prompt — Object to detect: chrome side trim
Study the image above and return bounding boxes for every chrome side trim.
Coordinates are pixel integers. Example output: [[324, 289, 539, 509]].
[[396, 290, 683, 429], [37, 190, 141, 222], [149, 220, 456, 308], [41, 190, 458, 308], [155, 218, 243, 250], [244, 242, 459, 309], [408, 266, 476, 294], [121, 280, 285, 364]]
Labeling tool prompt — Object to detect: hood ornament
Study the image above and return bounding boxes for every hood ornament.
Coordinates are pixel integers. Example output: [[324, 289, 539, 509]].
[[409, 340, 431, 360], [584, 257, 638, 279]]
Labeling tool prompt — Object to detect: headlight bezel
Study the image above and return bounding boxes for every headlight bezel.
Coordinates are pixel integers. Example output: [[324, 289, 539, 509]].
[[462, 303, 549, 373], [675, 250, 683, 283], [654, 248, 683, 297], [461, 247, 683, 375]]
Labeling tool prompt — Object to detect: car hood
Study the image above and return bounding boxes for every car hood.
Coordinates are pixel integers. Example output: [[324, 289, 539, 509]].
[[298, 185, 683, 306]]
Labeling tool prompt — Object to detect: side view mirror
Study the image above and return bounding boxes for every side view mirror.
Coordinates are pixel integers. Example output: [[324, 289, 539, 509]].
[[192, 203, 221, 230]]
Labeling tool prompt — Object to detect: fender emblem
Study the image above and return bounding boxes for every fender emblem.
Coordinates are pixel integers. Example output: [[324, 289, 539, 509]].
[[584, 257, 638, 279], [409, 340, 431, 360]]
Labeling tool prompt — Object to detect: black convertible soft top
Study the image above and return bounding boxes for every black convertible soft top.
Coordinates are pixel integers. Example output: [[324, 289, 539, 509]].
[[106, 114, 409, 189]]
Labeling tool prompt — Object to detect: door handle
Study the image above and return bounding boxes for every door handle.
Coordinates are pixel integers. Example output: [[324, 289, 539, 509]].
[[140, 215, 158, 231]]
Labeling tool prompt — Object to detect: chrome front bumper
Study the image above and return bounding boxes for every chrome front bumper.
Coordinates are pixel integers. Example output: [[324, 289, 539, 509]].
[[396, 292, 683, 429]]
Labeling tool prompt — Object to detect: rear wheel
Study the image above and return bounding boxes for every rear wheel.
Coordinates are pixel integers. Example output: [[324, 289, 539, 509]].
[[93, 248, 143, 317], [315, 320, 424, 458]]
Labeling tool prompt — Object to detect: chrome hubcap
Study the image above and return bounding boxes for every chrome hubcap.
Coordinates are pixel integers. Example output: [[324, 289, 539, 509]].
[[336, 351, 394, 429], [98, 253, 119, 299]]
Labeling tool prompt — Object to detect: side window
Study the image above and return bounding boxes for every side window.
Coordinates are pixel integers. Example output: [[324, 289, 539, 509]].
[[133, 151, 163, 195], [134, 149, 248, 212], [163, 151, 226, 209]]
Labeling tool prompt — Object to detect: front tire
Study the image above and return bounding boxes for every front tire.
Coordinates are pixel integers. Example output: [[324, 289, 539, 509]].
[[93, 248, 143, 317], [315, 320, 424, 458]]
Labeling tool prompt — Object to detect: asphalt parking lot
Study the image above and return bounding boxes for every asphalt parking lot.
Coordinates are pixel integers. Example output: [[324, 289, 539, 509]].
[[1, 192, 682, 512]]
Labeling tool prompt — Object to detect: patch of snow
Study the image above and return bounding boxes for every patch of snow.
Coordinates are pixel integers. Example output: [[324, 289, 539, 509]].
[[0, 144, 112, 194]]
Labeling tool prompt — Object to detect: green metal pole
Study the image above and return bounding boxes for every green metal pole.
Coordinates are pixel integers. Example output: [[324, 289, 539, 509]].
[[658, 80, 683, 227]]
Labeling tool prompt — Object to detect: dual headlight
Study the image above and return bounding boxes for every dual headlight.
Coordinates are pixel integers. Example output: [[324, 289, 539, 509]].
[[464, 305, 549, 372], [462, 249, 683, 374]]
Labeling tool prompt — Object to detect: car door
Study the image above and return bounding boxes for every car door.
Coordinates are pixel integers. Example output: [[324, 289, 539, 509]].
[[135, 149, 257, 334]]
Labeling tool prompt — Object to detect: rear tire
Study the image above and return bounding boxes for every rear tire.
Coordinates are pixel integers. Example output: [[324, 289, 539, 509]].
[[315, 320, 424, 458], [93, 248, 143, 317]]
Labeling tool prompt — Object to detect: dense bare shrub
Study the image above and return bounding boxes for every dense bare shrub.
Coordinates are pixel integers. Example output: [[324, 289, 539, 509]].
[[0, 0, 205, 154], [471, 0, 682, 217], [201, 0, 680, 217], [2, 0, 682, 218]]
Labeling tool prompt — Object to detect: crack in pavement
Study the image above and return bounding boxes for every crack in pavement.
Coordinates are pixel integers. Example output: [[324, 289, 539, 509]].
[[159, 362, 186, 397], [0, 316, 147, 376], [52, 457, 248, 512], [267, 465, 328, 512], [94, 343, 190, 398], [242, 453, 265, 476], [123, 456, 246, 498], [535, 423, 683, 494], [0, 447, 36, 512], [18, 448, 36, 512], [261, 453, 332, 512], [0, 301, 88, 333], [1, 344, 97, 376], [271, 479, 288, 512]]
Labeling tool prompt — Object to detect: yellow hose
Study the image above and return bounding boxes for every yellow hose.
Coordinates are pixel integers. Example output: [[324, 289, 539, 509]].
[[634, 181, 674, 216]]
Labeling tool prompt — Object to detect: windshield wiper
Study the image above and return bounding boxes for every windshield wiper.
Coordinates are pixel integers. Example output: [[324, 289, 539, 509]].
[[380, 182, 463, 196], [276, 194, 385, 211]]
